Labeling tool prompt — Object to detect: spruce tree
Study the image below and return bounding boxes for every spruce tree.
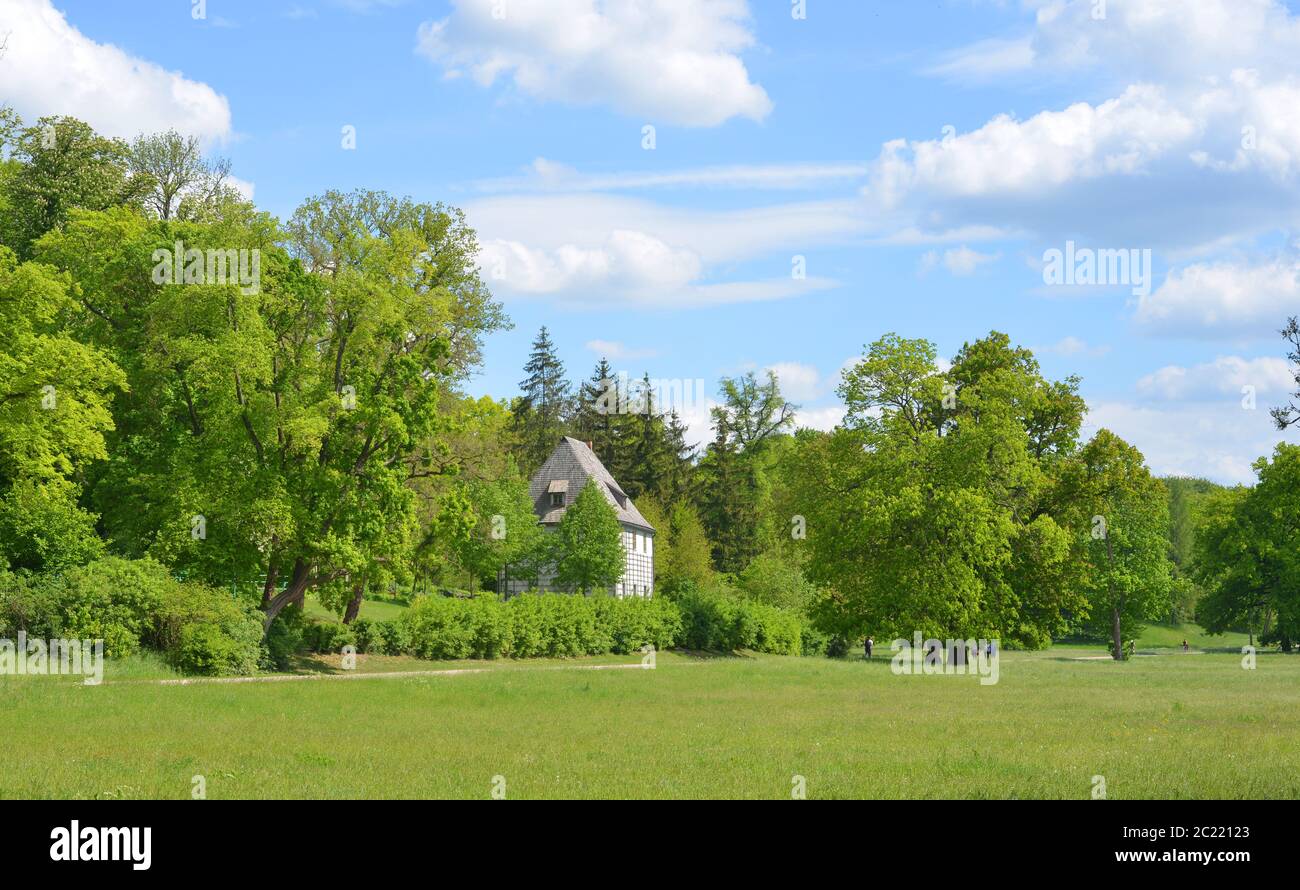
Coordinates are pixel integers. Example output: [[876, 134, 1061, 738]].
[[575, 357, 620, 467], [512, 326, 573, 472]]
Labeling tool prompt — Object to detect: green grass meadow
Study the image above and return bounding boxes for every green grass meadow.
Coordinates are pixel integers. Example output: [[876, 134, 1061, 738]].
[[2, 633, 1296, 799]]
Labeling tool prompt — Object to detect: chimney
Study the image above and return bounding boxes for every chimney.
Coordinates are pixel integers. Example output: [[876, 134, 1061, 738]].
[[585, 440, 594, 451]]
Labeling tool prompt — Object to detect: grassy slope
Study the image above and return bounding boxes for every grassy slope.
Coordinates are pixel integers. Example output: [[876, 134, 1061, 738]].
[[301, 594, 408, 623], [3, 647, 1297, 799]]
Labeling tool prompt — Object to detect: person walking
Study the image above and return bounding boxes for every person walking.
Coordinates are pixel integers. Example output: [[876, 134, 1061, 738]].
[[864, 636, 874, 660]]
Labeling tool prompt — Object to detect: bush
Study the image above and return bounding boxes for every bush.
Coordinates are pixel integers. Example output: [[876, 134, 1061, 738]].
[[352, 618, 386, 654], [799, 624, 830, 657], [592, 595, 681, 654], [55, 557, 174, 657], [670, 581, 804, 655], [149, 579, 262, 676], [400, 594, 508, 660], [0, 568, 61, 639], [379, 619, 412, 656]]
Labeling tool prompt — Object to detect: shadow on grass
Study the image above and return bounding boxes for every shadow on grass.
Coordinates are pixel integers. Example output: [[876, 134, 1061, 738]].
[[669, 649, 754, 661]]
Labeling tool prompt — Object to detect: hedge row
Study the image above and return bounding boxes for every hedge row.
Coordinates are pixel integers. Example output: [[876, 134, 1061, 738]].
[[305, 593, 683, 660], [305, 589, 809, 660], [0, 557, 263, 675]]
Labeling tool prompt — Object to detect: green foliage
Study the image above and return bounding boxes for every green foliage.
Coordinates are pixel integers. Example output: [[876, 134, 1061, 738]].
[[553, 479, 624, 594], [55, 556, 174, 657], [263, 604, 307, 671], [451, 474, 544, 591], [36, 186, 506, 628], [0, 556, 261, 674], [1193, 444, 1300, 649], [388, 592, 695, 660], [401, 594, 509, 660], [1055, 429, 1174, 655], [668, 581, 803, 655], [736, 549, 819, 613], [790, 331, 1103, 648], [0, 116, 146, 259], [0, 479, 105, 571], [0, 246, 124, 572], [148, 579, 262, 676], [511, 326, 572, 473]]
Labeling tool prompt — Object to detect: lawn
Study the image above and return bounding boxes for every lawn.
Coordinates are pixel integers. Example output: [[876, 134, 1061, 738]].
[[301, 593, 409, 623], [3, 642, 1297, 799]]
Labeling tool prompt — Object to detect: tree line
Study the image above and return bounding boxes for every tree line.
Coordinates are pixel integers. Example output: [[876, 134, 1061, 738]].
[[1, 107, 1297, 657]]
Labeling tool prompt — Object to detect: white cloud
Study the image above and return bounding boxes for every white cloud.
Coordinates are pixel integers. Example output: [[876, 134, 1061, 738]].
[[1036, 336, 1111, 358], [867, 84, 1198, 209], [475, 157, 869, 193], [466, 191, 860, 307], [585, 339, 658, 360], [1136, 355, 1294, 401], [1084, 399, 1290, 484], [1135, 256, 1300, 339], [920, 245, 1000, 277], [924, 36, 1035, 81], [765, 361, 822, 403], [887, 1, 1300, 249], [793, 404, 845, 433], [416, 0, 771, 127], [0, 0, 232, 143]]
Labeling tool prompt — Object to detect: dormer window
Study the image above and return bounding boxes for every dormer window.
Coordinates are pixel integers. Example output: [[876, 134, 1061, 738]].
[[547, 479, 568, 508]]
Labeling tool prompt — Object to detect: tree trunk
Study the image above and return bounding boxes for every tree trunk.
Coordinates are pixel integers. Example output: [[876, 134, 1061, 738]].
[[1105, 536, 1123, 661], [262, 560, 309, 632], [261, 553, 280, 609], [343, 581, 364, 625], [1111, 604, 1123, 661]]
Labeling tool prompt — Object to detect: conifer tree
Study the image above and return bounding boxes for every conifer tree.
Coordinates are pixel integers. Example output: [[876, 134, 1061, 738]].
[[512, 326, 572, 472]]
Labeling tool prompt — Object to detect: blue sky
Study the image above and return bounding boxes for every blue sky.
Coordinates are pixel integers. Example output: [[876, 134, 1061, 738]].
[[4, 0, 1299, 482]]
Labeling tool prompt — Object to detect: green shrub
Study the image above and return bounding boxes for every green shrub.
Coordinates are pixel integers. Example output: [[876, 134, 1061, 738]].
[[55, 557, 174, 657], [149, 579, 262, 676], [799, 624, 830, 656], [0, 569, 61, 639], [399, 594, 509, 660], [593, 595, 682, 654], [352, 618, 386, 654], [671, 581, 804, 655], [379, 619, 412, 656]]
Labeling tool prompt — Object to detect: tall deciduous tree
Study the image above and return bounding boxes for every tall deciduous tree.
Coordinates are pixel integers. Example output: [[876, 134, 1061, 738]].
[[0, 247, 124, 570], [1, 116, 145, 259], [1193, 444, 1300, 650], [128, 129, 235, 221], [38, 190, 506, 629], [1055, 429, 1173, 659]]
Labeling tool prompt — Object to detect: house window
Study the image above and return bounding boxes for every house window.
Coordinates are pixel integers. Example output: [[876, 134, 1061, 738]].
[[550, 492, 564, 507]]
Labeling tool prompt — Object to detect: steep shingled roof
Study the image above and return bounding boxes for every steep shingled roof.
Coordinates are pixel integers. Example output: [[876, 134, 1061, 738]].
[[529, 437, 654, 533]]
